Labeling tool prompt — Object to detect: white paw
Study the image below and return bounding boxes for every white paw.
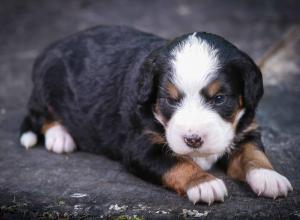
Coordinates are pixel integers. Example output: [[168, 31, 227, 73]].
[[20, 131, 38, 149], [45, 124, 76, 154], [187, 178, 228, 205], [246, 168, 293, 199]]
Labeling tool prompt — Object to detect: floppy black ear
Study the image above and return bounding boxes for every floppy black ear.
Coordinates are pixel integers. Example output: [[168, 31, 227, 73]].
[[235, 57, 264, 111], [137, 49, 161, 107]]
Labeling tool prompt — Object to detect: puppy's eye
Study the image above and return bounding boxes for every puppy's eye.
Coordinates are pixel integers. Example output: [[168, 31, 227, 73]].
[[164, 97, 178, 107], [212, 94, 226, 105]]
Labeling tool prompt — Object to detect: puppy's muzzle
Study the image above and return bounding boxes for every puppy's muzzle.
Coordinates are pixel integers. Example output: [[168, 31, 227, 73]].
[[183, 134, 203, 148]]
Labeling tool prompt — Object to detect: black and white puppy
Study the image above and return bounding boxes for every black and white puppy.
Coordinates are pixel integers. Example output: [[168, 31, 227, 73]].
[[20, 26, 292, 204]]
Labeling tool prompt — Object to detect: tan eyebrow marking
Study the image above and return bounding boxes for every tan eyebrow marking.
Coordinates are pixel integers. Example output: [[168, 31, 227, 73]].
[[166, 81, 180, 100], [206, 80, 221, 97]]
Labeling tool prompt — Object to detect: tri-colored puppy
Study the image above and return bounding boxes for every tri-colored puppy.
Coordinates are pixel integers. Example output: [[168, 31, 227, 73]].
[[20, 26, 292, 204]]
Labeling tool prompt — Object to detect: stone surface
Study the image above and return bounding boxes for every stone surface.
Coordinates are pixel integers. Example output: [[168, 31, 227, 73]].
[[0, 1, 300, 219]]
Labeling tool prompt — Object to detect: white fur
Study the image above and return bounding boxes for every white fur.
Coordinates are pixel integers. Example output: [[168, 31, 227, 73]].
[[171, 33, 219, 93], [166, 34, 234, 157], [192, 154, 220, 171], [45, 124, 76, 154], [246, 168, 293, 198], [20, 131, 38, 149], [165, 97, 234, 156], [187, 178, 228, 205]]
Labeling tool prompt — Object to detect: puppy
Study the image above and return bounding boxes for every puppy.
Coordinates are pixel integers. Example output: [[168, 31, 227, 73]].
[[20, 26, 292, 204]]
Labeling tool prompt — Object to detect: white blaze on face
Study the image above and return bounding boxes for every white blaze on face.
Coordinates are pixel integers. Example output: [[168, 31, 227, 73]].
[[166, 33, 234, 157]]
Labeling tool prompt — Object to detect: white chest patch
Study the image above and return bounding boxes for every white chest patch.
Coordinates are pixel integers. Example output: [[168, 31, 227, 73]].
[[192, 154, 220, 171]]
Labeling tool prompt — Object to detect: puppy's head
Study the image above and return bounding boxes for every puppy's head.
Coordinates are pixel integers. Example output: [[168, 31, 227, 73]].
[[140, 32, 263, 157]]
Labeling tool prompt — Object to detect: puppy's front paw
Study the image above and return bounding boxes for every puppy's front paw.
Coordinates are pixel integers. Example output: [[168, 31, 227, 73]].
[[187, 178, 228, 205], [45, 124, 76, 154], [246, 168, 293, 199]]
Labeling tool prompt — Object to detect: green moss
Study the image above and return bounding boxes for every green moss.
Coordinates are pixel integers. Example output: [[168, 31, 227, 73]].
[[1, 205, 20, 213], [42, 211, 60, 219], [114, 215, 144, 220], [58, 199, 65, 206], [113, 215, 144, 220]]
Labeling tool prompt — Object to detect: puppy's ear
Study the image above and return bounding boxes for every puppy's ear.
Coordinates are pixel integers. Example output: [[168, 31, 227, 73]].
[[137, 49, 161, 106], [235, 57, 264, 111]]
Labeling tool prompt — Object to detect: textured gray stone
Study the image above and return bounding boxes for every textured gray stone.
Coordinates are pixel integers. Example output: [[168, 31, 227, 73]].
[[0, 1, 300, 219]]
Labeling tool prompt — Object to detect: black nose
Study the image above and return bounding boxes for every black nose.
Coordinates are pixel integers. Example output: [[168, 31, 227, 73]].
[[183, 134, 203, 148]]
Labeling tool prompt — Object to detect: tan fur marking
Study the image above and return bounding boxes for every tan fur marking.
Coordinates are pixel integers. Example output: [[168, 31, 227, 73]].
[[166, 82, 180, 100], [227, 143, 273, 181], [144, 130, 166, 145], [41, 121, 59, 134], [231, 108, 242, 126], [162, 159, 215, 195], [243, 121, 258, 133], [154, 103, 167, 126], [207, 80, 221, 97], [231, 108, 243, 130], [239, 96, 243, 107], [231, 96, 245, 129]]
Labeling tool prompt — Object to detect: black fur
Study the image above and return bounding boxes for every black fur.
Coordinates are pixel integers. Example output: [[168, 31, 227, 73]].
[[21, 26, 264, 185]]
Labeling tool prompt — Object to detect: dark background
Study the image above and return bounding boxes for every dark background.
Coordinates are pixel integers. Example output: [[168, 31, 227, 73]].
[[0, 0, 300, 219], [1, 0, 300, 111]]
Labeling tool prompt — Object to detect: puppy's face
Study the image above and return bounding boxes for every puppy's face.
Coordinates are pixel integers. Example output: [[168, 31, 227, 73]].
[[152, 33, 262, 157]]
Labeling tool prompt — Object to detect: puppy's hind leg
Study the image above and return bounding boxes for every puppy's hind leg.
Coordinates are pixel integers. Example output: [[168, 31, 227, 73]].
[[20, 94, 76, 153], [20, 116, 76, 153], [20, 114, 40, 149]]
